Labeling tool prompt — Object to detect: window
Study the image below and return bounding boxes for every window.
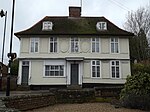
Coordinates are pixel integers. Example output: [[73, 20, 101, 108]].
[[42, 21, 53, 31], [96, 22, 107, 30], [111, 38, 119, 53], [50, 37, 57, 52], [91, 60, 100, 78], [30, 38, 39, 53], [71, 38, 79, 52], [111, 61, 120, 78], [92, 38, 100, 52], [45, 65, 64, 77]]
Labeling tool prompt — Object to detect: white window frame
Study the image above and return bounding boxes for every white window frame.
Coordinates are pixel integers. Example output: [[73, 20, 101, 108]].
[[91, 38, 100, 53], [70, 37, 79, 53], [43, 60, 65, 78], [110, 60, 121, 79], [30, 38, 39, 53], [91, 60, 101, 78], [42, 21, 53, 31], [49, 37, 58, 53], [96, 22, 107, 31], [45, 65, 64, 77], [110, 38, 119, 53]]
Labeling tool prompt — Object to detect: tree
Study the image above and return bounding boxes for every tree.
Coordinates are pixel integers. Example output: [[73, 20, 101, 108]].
[[10, 59, 19, 76], [124, 6, 150, 62]]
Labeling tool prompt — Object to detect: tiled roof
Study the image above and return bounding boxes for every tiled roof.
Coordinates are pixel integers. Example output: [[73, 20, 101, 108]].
[[15, 16, 134, 37]]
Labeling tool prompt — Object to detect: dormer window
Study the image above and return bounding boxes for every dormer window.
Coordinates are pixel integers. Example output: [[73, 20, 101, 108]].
[[96, 22, 107, 31], [42, 21, 53, 31]]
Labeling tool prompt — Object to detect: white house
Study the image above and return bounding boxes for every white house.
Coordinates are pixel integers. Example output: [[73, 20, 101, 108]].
[[15, 7, 134, 89]]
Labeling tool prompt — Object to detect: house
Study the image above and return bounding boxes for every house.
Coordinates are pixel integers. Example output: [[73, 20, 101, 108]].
[[15, 7, 134, 89]]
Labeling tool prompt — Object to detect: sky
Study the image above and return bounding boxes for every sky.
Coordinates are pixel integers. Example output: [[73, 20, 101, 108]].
[[0, 0, 150, 64]]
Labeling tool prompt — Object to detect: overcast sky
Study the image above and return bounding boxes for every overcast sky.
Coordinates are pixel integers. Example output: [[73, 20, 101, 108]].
[[0, 0, 149, 64]]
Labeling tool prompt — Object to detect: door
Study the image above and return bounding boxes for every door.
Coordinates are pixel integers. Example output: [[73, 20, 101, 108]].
[[71, 64, 79, 85], [21, 61, 29, 85]]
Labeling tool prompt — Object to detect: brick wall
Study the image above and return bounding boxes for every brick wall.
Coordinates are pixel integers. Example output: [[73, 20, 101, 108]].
[[1, 93, 56, 111]]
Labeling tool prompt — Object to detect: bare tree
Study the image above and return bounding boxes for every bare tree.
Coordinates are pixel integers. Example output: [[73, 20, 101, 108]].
[[124, 6, 150, 62]]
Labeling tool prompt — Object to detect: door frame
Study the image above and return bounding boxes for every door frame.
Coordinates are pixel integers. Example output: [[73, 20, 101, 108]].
[[66, 61, 83, 86], [18, 60, 31, 85]]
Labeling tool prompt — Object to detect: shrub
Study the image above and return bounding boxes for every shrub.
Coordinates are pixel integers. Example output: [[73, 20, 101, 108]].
[[132, 63, 150, 74], [120, 72, 150, 110]]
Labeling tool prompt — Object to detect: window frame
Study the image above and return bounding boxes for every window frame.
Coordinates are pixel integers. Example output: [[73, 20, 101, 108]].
[[91, 38, 100, 53], [96, 22, 107, 31], [44, 65, 64, 77], [91, 60, 101, 78], [42, 21, 53, 31], [110, 38, 119, 53], [30, 38, 39, 53], [110, 60, 121, 79], [49, 37, 58, 53], [70, 37, 79, 53]]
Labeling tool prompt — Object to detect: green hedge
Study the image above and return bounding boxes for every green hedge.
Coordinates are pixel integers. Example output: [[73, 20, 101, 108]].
[[120, 72, 150, 110]]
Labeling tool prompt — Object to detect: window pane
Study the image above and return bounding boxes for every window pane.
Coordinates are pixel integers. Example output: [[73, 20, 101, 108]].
[[60, 71, 63, 76], [55, 71, 59, 76], [92, 72, 96, 77], [112, 61, 115, 65], [96, 43, 99, 52], [96, 61, 100, 65], [51, 66, 54, 70], [111, 43, 114, 53], [92, 66, 95, 72], [92, 43, 95, 52], [45, 71, 49, 76], [50, 71, 54, 76], [35, 42, 38, 52], [31, 42, 34, 52], [54, 43, 57, 52], [97, 71, 100, 77], [92, 61, 95, 65], [50, 43, 53, 52], [112, 67, 115, 78], [116, 61, 119, 66], [115, 43, 118, 53], [116, 67, 119, 78]]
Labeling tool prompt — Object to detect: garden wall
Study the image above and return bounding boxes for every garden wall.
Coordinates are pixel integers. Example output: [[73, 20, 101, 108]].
[[1, 93, 56, 111]]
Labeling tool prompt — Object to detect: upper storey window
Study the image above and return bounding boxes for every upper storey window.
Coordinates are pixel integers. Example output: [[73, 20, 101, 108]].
[[42, 21, 53, 31], [50, 37, 57, 53], [96, 22, 107, 31], [111, 38, 119, 53], [71, 38, 79, 53], [30, 38, 39, 53], [92, 38, 100, 53]]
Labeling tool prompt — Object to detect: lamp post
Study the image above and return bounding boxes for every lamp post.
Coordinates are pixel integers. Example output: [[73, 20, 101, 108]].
[[6, 0, 15, 96], [0, 10, 7, 91]]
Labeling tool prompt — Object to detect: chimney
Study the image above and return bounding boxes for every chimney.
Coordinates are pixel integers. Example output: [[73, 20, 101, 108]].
[[69, 7, 81, 17]]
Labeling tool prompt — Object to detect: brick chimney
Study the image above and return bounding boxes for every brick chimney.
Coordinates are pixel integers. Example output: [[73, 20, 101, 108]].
[[69, 7, 81, 17]]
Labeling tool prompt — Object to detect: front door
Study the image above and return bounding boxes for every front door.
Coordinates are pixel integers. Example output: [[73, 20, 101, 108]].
[[71, 64, 79, 85], [21, 61, 29, 85]]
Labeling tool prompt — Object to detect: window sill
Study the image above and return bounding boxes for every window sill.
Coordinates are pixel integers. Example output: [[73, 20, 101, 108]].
[[43, 76, 66, 78]]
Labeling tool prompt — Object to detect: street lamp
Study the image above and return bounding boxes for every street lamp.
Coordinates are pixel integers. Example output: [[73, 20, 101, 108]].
[[6, 0, 16, 96], [0, 9, 7, 91]]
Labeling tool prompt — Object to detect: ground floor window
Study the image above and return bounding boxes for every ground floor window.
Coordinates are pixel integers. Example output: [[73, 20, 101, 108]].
[[111, 60, 120, 78], [45, 65, 64, 77], [91, 60, 101, 78]]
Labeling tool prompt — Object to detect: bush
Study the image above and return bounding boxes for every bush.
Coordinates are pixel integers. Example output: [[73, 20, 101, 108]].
[[121, 94, 150, 110], [120, 72, 150, 110], [132, 63, 150, 74]]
